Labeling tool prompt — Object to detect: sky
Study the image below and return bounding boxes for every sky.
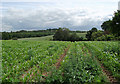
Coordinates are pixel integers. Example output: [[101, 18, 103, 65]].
[[0, 0, 119, 31]]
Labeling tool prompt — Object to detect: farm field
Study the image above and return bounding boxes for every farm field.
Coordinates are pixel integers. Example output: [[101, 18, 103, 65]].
[[1, 40, 120, 83], [18, 35, 53, 41], [76, 33, 87, 38], [69, 32, 87, 39]]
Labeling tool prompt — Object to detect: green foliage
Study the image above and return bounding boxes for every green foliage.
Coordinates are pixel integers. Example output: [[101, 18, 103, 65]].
[[110, 11, 120, 36], [95, 35, 106, 41], [53, 28, 82, 41], [53, 28, 70, 41], [2, 30, 54, 40], [69, 33, 79, 41], [46, 42, 109, 83], [91, 30, 117, 41], [2, 41, 119, 83], [86, 27, 98, 40], [101, 20, 112, 32], [2, 40, 69, 82], [0, 33, 2, 40], [101, 10, 120, 36], [2, 32, 12, 40], [85, 41, 120, 80], [94, 34, 115, 41], [91, 31, 104, 41]]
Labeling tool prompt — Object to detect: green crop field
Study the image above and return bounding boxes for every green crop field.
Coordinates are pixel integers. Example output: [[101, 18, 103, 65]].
[[70, 33, 87, 39], [76, 33, 87, 38], [18, 35, 53, 41], [1, 40, 120, 83]]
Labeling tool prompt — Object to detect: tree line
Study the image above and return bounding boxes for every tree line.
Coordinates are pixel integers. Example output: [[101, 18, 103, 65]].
[[1, 28, 86, 40], [85, 10, 120, 41], [1, 29, 55, 40]]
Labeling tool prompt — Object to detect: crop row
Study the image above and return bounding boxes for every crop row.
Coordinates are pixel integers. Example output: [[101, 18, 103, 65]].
[[2, 41, 119, 83], [2, 40, 69, 82], [45, 42, 109, 83], [84, 41, 120, 80]]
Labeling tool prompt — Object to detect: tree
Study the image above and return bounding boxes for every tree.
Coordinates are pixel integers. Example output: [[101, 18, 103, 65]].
[[53, 28, 70, 41], [91, 30, 104, 41], [110, 10, 120, 36], [53, 28, 81, 41], [2, 32, 11, 40], [86, 31, 92, 40], [101, 10, 120, 36], [69, 33, 79, 42], [101, 20, 112, 31], [86, 27, 98, 40], [91, 27, 97, 32]]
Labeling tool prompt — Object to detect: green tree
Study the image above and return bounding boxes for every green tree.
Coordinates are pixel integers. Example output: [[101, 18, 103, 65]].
[[91, 27, 97, 32], [86, 27, 98, 40], [101, 10, 120, 36], [91, 30, 104, 41], [110, 10, 120, 36], [2, 32, 11, 40], [101, 20, 112, 32], [53, 28, 70, 41], [69, 33, 79, 42]]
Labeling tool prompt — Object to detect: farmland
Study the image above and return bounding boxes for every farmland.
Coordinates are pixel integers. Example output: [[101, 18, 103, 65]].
[[1, 40, 120, 83], [18, 35, 53, 41], [76, 33, 87, 38]]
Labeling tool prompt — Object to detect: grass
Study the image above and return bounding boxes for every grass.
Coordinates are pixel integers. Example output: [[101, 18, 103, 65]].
[[70, 32, 87, 38], [76, 33, 87, 38], [18, 35, 53, 41]]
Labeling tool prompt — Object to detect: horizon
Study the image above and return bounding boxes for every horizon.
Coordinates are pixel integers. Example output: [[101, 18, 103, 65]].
[[0, 0, 119, 32]]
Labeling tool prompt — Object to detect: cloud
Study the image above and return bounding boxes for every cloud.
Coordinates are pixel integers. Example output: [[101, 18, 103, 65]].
[[1, 1, 116, 31], [1, 0, 118, 3]]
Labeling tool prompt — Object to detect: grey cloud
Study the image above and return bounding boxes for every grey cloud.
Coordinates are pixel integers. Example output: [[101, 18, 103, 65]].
[[2, 7, 109, 31]]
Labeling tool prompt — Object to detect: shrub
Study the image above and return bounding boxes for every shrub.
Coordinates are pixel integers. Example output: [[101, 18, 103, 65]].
[[95, 34, 115, 41]]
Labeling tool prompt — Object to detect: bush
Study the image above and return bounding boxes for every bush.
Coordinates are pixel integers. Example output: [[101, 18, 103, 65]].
[[95, 34, 115, 41], [106, 35, 115, 41], [91, 31, 104, 41], [95, 35, 106, 41]]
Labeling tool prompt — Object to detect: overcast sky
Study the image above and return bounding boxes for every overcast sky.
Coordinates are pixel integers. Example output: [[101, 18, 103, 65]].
[[0, 0, 119, 31]]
